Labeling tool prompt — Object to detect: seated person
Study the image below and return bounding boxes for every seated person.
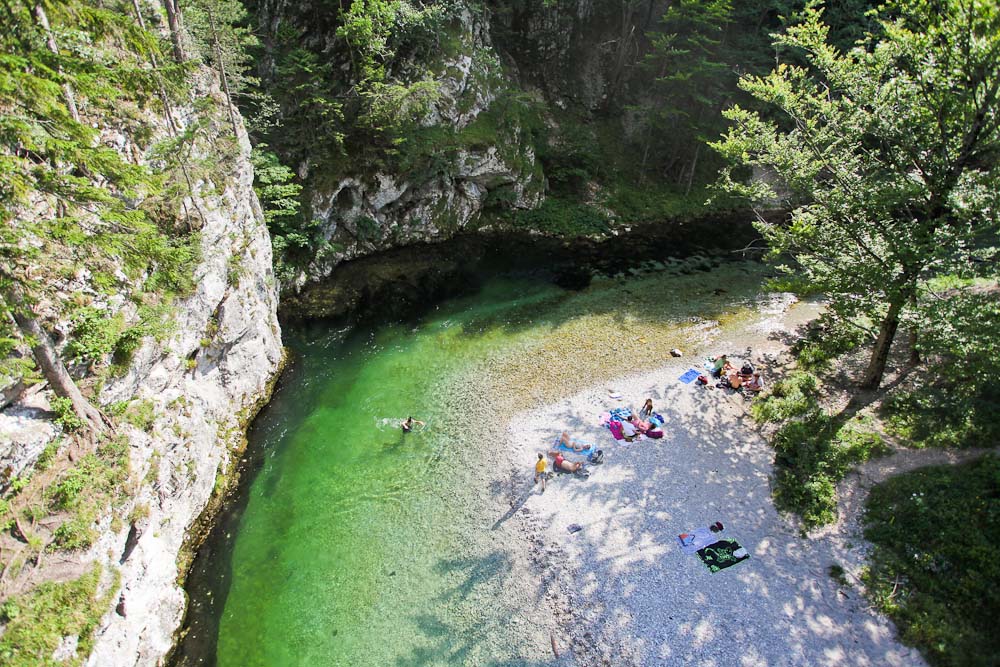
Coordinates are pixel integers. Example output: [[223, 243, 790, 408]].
[[744, 372, 765, 392], [548, 451, 584, 473], [711, 354, 732, 377], [620, 419, 638, 441], [726, 371, 743, 389]]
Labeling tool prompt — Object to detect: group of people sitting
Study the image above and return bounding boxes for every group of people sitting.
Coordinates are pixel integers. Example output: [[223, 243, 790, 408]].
[[710, 354, 765, 392]]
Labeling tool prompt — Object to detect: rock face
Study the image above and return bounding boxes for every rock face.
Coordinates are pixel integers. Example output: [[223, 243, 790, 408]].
[[80, 101, 283, 666], [286, 8, 544, 290], [0, 60, 282, 666]]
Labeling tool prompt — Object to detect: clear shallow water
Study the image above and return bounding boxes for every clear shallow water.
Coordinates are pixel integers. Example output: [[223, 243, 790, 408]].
[[177, 264, 772, 667]]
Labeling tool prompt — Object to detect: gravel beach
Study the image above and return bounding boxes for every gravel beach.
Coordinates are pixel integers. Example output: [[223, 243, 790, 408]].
[[490, 295, 928, 667]]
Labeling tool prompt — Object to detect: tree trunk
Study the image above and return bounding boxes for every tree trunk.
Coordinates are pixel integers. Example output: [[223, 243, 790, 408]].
[[163, 0, 187, 63], [3, 285, 108, 436], [860, 292, 906, 390], [33, 4, 80, 123], [684, 143, 700, 196], [207, 5, 240, 138]]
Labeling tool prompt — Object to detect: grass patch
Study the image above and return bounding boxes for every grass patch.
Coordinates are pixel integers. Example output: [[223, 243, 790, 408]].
[[863, 454, 1000, 666], [882, 383, 1000, 449], [0, 563, 113, 666], [751, 371, 821, 423], [772, 413, 888, 527], [46, 436, 131, 552], [791, 315, 867, 372], [601, 182, 712, 224], [503, 197, 611, 237]]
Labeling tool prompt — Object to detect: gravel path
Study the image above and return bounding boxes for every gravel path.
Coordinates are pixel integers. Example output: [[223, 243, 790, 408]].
[[497, 302, 928, 667]]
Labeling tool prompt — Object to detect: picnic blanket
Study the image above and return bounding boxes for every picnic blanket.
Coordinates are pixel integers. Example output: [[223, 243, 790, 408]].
[[697, 539, 749, 573], [678, 368, 701, 384]]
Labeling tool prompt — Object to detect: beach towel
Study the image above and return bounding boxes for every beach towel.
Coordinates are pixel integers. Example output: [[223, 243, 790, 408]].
[[697, 539, 749, 573], [598, 411, 611, 426], [609, 407, 632, 421], [555, 439, 598, 456], [677, 526, 720, 554], [649, 413, 665, 427], [608, 421, 624, 440], [678, 368, 700, 384]]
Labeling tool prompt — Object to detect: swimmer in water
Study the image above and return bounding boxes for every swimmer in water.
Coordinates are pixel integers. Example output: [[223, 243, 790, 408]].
[[401, 416, 425, 432]]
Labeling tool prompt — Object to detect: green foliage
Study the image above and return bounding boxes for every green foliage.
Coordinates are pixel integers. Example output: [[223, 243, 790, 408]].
[[46, 436, 130, 551], [65, 307, 126, 365], [863, 455, 1000, 666], [791, 315, 867, 371], [882, 288, 1000, 448], [35, 439, 62, 472], [503, 198, 611, 237], [750, 371, 820, 423], [0, 563, 111, 667], [602, 183, 714, 224], [121, 399, 156, 432], [49, 397, 85, 433], [712, 0, 1000, 387], [772, 413, 888, 527]]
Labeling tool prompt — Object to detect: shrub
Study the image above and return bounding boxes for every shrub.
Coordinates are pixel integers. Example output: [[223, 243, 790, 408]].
[[49, 396, 84, 433], [863, 455, 1000, 666], [751, 371, 820, 423]]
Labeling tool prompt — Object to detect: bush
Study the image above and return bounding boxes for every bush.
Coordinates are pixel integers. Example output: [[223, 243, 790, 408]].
[[863, 455, 1000, 666], [772, 413, 888, 528], [751, 371, 821, 423], [49, 396, 84, 433]]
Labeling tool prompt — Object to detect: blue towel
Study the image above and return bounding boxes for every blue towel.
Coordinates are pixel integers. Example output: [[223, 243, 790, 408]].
[[679, 368, 700, 384], [609, 407, 632, 421], [554, 438, 597, 456]]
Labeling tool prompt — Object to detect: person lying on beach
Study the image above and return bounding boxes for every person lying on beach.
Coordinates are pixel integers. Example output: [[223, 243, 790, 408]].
[[711, 354, 733, 377], [548, 451, 585, 473], [638, 398, 654, 419], [401, 416, 425, 432], [628, 415, 652, 433], [744, 372, 765, 392], [556, 431, 589, 452]]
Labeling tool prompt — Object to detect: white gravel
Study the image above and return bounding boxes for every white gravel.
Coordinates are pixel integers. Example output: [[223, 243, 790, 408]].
[[499, 304, 928, 667]]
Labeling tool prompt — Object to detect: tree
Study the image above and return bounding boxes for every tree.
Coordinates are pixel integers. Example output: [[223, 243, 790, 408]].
[[711, 0, 1000, 389], [1, 0, 198, 434], [639, 0, 734, 189]]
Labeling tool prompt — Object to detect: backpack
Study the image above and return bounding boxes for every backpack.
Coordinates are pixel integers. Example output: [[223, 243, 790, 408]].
[[589, 450, 604, 464], [697, 375, 708, 385], [741, 362, 754, 375]]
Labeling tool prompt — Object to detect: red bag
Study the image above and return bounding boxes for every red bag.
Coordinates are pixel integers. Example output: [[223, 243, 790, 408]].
[[647, 429, 664, 439], [697, 375, 708, 385]]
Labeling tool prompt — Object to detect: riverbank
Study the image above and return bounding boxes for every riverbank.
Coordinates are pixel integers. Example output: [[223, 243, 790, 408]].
[[492, 296, 928, 665]]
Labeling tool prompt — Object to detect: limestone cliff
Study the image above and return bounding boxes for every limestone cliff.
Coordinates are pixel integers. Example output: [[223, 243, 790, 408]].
[[0, 67, 282, 667]]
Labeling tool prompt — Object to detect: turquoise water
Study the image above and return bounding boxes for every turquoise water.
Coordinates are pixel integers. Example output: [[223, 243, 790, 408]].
[[205, 278, 571, 667], [177, 263, 772, 667]]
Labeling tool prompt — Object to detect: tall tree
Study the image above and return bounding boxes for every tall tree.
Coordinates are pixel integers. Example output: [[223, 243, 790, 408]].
[[638, 0, 734, 188], [1, 0, 197, 433], [711, 0, 1000, 389]]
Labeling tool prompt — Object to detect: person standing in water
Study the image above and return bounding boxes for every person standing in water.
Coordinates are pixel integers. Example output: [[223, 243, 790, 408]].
[[401, 416, 425, 432], [534, 453, 547, 492]]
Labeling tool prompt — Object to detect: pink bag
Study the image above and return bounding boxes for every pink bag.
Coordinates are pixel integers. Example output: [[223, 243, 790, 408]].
[[608, 421, 624, 440], [646, 429, 664, 439]]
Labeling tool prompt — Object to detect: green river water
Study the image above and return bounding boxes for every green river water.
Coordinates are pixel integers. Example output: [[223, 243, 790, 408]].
[[175, 261, 772, 667]]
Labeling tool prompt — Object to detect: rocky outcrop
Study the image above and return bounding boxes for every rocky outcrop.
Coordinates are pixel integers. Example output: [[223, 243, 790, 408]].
[[81, 93, 283, 667], [287, 8, 544, 291], [0, 63, 282, 666]]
